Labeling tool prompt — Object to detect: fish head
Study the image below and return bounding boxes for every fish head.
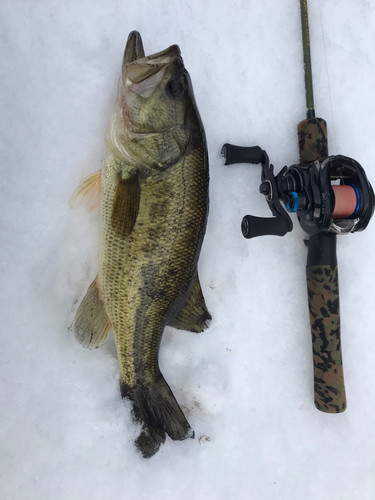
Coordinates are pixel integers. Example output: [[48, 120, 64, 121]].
[[113, 31, 201, 168]]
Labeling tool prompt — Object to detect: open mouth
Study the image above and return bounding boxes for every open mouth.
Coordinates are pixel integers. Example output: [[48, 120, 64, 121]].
[[123, 31, 182, 85], [121, 31, 183, 99]]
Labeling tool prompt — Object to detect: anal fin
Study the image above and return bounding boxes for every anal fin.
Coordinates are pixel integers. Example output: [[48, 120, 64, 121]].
[[169, 273, 212, 333], [73, 278, 111, 349]]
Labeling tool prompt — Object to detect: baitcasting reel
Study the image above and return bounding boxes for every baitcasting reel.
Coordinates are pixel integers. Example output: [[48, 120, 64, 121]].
[[222, 143, 374, 413], [221, 144, 374, 239]]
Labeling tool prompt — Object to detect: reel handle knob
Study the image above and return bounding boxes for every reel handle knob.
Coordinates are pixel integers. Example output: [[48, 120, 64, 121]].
[[241, 215, 291, 238], [222, 144, 264, 165]]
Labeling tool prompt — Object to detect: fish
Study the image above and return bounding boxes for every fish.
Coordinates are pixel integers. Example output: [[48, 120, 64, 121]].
[[70, 31, 211, 458]]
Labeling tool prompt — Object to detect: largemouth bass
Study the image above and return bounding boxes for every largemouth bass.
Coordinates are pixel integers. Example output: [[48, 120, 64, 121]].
[[70, 31, 210, 458]]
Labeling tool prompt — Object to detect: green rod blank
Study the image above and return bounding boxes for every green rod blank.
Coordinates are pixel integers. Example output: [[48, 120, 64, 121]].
[[300, 0, 315, 118]]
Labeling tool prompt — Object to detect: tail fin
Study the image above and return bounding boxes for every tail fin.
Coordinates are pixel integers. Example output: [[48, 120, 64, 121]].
[[122, 377, 193, 458]]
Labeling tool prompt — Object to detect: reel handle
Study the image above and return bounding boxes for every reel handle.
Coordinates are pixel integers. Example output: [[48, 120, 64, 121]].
[[222, 144, 264, 165], [242, 215, 290, 238], [306, 233, 347, 413]]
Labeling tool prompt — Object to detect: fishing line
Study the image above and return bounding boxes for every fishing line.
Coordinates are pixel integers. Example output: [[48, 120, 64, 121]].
[[317, 0, 358, 218], [332, 185, 359, 218], [318, 0, 337, 154]]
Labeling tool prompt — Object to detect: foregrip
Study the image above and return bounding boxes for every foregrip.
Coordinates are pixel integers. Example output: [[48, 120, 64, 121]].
[[306, 233, 347, 413], [298, 118, 328, 164]]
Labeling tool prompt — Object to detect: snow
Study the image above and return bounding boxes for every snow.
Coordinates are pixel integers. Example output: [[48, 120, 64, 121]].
[[2, 0, 375, 498]]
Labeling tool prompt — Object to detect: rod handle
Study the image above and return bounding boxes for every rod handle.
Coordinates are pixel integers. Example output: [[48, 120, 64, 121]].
[[306, 233, 347, 413]]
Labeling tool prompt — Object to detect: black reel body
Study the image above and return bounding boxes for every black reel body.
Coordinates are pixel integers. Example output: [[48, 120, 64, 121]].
[[222, 144, 374, 239], [284, 155, 374, 235]]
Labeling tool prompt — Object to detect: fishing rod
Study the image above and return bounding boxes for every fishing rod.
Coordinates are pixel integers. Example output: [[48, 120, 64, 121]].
[[222, 0, 374, 413]]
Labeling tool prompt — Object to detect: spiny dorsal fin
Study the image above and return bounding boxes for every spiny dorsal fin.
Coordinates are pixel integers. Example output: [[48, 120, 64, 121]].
[[111, 172, 140, 236], [73, 278, 111, 349], [169, 273, 212, 333], [69, 171, 101, 213]]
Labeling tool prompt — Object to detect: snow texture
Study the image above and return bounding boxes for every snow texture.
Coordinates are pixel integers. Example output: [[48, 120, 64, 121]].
[[2, 1, 375, 499]]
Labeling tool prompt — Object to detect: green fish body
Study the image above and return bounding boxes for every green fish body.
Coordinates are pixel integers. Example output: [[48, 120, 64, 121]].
[[71, 31, 210, 457]]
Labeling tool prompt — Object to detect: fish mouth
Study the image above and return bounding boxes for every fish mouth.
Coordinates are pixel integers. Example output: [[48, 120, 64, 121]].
[[123, 31, 145, 63], [122, 31, 182, 84]]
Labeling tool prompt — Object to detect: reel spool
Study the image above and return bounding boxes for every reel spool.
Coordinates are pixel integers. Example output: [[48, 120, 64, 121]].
[[331, 185, 359, 218]]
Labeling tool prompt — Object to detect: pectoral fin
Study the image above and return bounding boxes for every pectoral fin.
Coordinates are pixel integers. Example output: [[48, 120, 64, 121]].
[[73, 278, 111, 349], [112, 173, 140, 236], [69, 171, 101, 213], [170, 273, 212, 333]]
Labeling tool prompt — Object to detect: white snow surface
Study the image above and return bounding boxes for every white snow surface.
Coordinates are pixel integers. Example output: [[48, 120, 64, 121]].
[[2, 1, 375, 498]]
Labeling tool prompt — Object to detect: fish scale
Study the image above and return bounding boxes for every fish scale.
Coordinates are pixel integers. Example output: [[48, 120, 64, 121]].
[[99, 145, 208, 388]]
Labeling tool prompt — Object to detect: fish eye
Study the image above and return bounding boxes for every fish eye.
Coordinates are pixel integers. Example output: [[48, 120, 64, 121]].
[[167, 79, 184, 97]]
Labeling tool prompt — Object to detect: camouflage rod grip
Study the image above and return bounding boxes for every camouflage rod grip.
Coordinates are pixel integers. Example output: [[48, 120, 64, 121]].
[[298, 117, 328, 164], [306, 233, 347, 413]]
